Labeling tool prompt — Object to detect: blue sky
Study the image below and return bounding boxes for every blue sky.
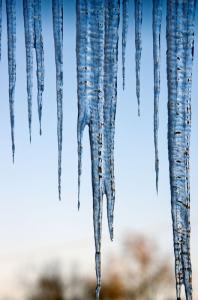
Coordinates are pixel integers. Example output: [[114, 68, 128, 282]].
[[0, 1, 197, 299]]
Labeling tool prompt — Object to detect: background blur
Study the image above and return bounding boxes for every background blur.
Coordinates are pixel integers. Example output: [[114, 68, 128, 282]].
[[0, 1, 197, 299]]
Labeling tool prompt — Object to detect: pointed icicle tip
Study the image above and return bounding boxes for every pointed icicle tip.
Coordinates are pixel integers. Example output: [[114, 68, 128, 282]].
[[39, 125, 42, 136], [29, 123, 32, 143], [96, 285, 101, 300], [58, 186, 61, 201], [155, 158, 159, 194], [78, 194, 80, 211], [78, 162, 81, 210], [12, 137, 15, 164], [110, 228, 114, 241], [12, 151, 15, 164]]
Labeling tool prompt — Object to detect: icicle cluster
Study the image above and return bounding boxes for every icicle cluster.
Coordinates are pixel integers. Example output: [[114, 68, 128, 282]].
[[152, 0, 162, 192], [76, 0, 120, 297], [6, 0, 16, 162], [134, 0, 142, 116], [166, 1, 196, 298], [122, 0, 129, 90], [52, 0, 63, 200], [1, 1, 198, 299], [23, 0, 44, 140]]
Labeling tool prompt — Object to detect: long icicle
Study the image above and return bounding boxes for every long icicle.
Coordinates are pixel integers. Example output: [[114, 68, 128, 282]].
[[122, 0, 129, 90], [104, 0, 120, 242], [0, 0, 2, 60], [33, 0, 44, 135], [76, 0, 89, 210], [166, 0, 196, 298], [23, 0, 34, 142], [52, 0, 63, 201], [88, 1, 105, 297], [76, 1, 120, 297], [152, 0, 162, 192], [6, 0, 16, 162], [134, 0, 142, 116]]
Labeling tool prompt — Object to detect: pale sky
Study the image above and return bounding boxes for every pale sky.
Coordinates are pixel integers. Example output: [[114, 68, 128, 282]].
[[0, 1, 197, 299]]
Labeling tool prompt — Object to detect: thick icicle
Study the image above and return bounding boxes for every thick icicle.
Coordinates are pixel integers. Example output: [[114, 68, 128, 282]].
[[88, 2, 105, 297], [52, 0, 63, 200], [152, 0, 162, 192], [6, 0, 16, 162], [23, 0, 34, 142], [134, 0, 142, 116], [122, 0, 129, 90], [104, 0, 120, 244], [76, 0, 120, 297], [166, 1, 196, 298], [0, 0, 2, 60], [33, 0, 44, 134]]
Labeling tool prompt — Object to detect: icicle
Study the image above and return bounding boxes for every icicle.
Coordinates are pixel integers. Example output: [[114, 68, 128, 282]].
[[152, 0, 162, 192], [52, 0, 63, 201], [104, 0, 120, 244], [33, 0, 44, 135], [77, 0, 120, 297], [6, 0, 16, 162], [76, 0, 89, 210], [23, 0, 34, 142], [134, 0, 142, 116], [87, 1, 105, 297], [122, 0, 129, 90], [0, 0, 2, 60], [166, 0, 196, 298]]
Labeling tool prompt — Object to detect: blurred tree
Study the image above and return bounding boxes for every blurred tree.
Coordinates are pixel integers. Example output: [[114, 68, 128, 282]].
[[81, 234, 174, 300], [27, 274, 65, 300], [26, 234, 174, 300]]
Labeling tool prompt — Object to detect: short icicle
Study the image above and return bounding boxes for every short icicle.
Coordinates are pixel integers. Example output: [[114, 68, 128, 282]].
[[122, 0, 129, 90], [134, 0, 142, 116], [6, 0, 16, 162], [33, 0, 44, 135], [23, 0, 34, 142], [52, 0, 63, 201], [152, 0, 162, 192], [166, 0, 196, 298]]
